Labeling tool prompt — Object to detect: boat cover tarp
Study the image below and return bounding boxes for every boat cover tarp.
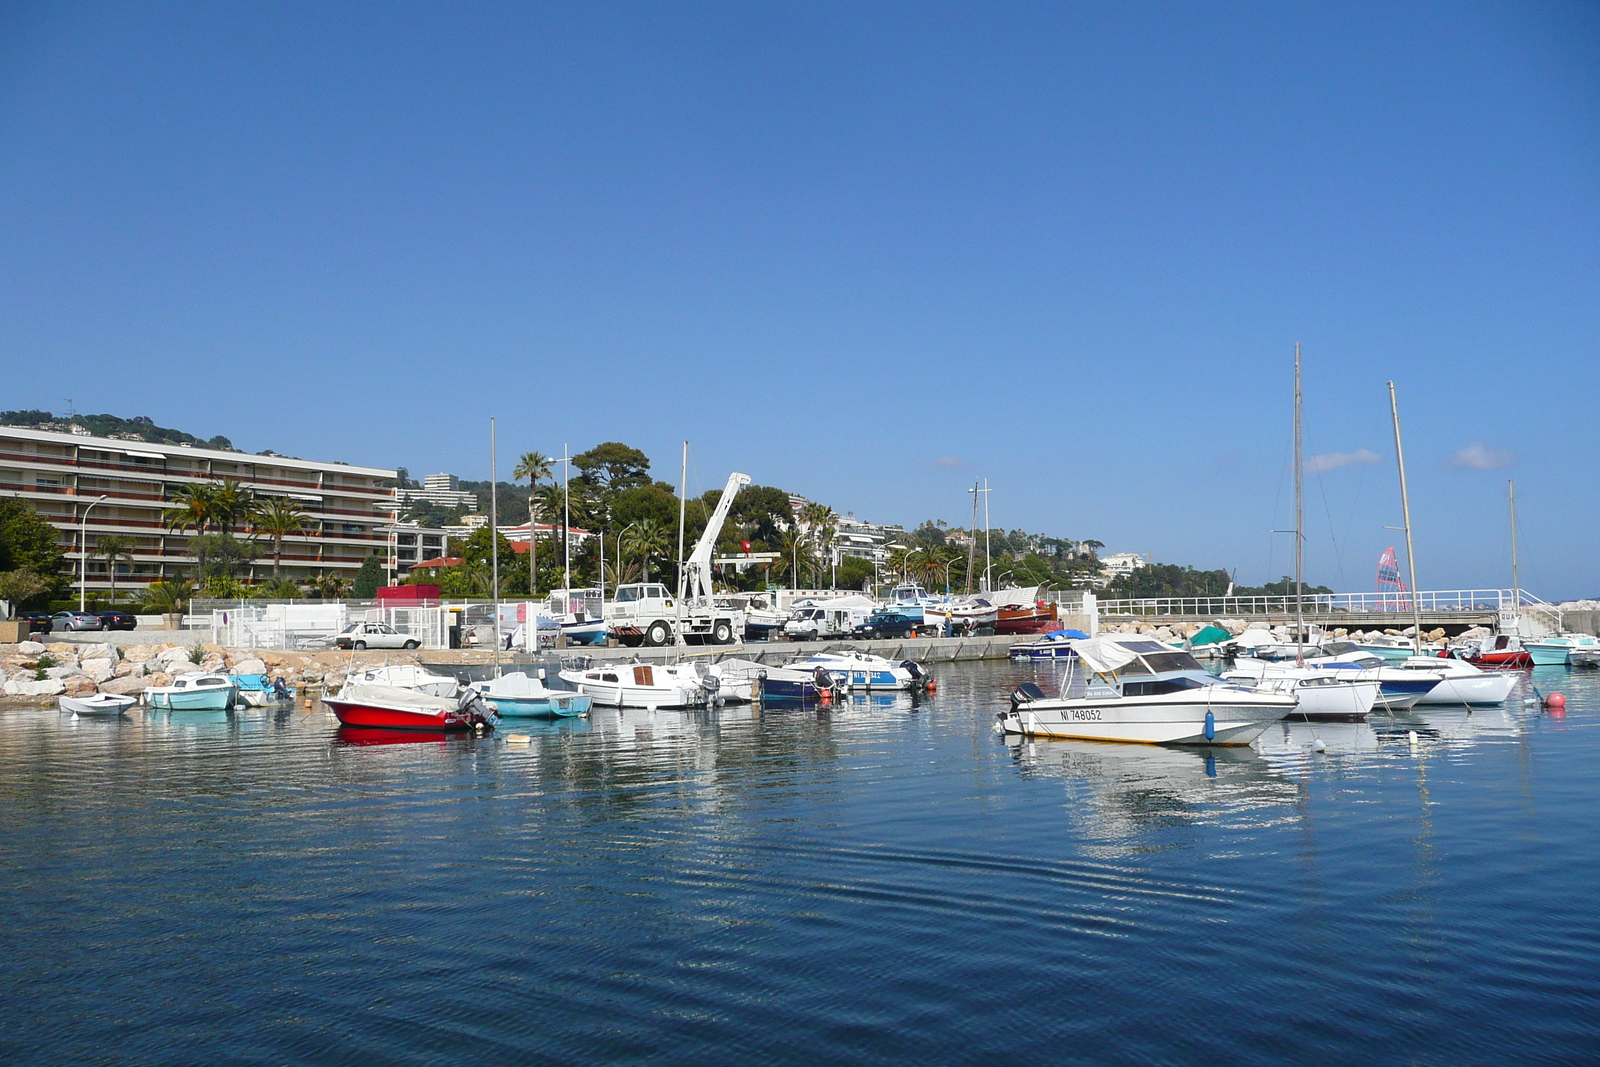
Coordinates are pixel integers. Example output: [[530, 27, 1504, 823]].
[[339, 683, 457, 712], [1044, 629, 1090, 640], [1067, 636, 1143, 674], [1188, 625, 1232, 648]]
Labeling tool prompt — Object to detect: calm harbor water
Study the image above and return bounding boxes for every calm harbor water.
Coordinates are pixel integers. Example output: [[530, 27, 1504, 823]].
[[3, 660, 1598, 1065]]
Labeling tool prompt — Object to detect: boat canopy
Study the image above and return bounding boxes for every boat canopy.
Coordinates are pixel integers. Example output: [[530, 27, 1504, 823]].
[[1188, 625, 1232, 648], [1066, 636, 1145, 673]]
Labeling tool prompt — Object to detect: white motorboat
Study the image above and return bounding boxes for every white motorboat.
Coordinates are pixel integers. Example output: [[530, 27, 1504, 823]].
[[346, 664, 461, 698], [1525, 632, 1600, 667], [59, 693, 137, 717], [922, 595, 999, 633], [703, 658, 773, 703], [1009, 629, 1089, 660], [546, 588, 611, 646], [1233, 643, 1440, 711], [1391, 657, 1517, 705], [715, 594, 787, 640], [1220, 667, 1381, 721], [143, 672, 239, 711], [790, 650, 928, 691], [559, 661, 715, 708], [998, 637, 1294, 745]]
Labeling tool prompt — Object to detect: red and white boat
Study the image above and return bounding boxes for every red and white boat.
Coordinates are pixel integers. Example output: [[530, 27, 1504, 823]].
[[324, 683, 496, 731], [1455, 635, 1533, 671]]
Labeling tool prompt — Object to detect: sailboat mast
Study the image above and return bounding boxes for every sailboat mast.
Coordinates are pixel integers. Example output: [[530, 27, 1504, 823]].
[[1294, 343, 1304, 663], [1509, 479, 1520, 634], [491, 416, 501, 677], [1388, 382, 1424, 654], [562, 443, 571, 591], [965, 481, 979, 595], [675, 441, 687, 649], [983, 478, 992, 593]]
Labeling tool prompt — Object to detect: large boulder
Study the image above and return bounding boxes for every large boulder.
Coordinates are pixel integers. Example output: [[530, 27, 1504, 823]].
[[100, 675, 149, 696], [81, 658, 116, 683], [78, 643, 117, 662], [16, 640, 45, 655], [158, 646, 200, 669], [43, 664, 80, 679], [232, 657, 267, 676], [12, 678, 66, 697], [62, 675, 98, 697], [114, 658, 146, 678], [144, 671, 172, 687]]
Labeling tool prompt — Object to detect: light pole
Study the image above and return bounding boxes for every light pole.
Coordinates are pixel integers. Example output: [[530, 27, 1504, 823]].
[[615, 523, 638, 597], [78, 494, 109, 612], [941, 558, 958, 595]]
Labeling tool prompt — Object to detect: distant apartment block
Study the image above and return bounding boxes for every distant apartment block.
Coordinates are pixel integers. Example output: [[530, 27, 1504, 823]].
[[0, 425, 397, 597], [395, 473, 478, 513], [1099, 552, 1149, 578]]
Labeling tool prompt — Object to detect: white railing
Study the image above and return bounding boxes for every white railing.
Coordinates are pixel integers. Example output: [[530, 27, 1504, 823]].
[[205, 599, 449, 650], [1097, 589, 1550, 618]]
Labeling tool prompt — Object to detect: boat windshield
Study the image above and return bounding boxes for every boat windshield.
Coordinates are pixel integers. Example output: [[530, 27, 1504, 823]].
[[1322, 641, 1360, 656]]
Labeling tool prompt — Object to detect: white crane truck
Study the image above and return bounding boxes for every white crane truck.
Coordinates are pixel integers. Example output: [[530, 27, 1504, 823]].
[[605, 471, 751, 646]]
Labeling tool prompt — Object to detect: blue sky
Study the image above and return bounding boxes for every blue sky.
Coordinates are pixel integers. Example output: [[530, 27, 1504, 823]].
[[3, 2, 1596, 595]]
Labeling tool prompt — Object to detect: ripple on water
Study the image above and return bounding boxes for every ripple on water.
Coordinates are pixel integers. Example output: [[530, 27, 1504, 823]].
[[1, 662, 1598, 1065]]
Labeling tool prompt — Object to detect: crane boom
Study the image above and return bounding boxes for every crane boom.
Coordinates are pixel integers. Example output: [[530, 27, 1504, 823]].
[[684, 471, 751, 602]]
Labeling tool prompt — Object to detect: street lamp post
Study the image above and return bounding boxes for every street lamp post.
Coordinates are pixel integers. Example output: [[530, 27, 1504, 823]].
[[615, 523, 638, 597], [941, 558, 958, 595], [79, 494, 109, 612]]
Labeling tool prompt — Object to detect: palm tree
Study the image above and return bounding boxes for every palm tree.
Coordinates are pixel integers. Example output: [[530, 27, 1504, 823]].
[[163, 483, 219, 534], [252, 497, 308, 576], [534, 482, 567, 584], [209, 479, 256, 535], [93, 534, 137, 604], [512, 451, 553, 595], [776, 527, 816, 588], [798, 503, 837, 587], [623, 519, 671, 585]]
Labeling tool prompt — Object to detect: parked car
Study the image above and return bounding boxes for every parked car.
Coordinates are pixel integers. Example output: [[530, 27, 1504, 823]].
[[853, 608, 919, 640], [18, 611, 53, 634], [51, 610, 104, 632], [95, 609, 138, 631], [333, 621, 419, 650]]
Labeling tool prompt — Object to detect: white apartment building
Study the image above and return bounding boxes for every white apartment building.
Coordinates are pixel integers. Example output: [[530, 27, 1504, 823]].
[[395, 472, 478, 513], [0, 425, 397, 597], [1099, 552, 1149, 578]]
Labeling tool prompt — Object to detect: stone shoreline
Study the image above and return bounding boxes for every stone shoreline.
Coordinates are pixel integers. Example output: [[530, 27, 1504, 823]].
[[0, 640, 510, 705]]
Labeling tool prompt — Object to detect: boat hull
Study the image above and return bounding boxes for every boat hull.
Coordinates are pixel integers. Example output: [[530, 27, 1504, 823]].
[[1000, 692, 1292, 746], [1465, 651, 1533, 670], [324, 698, 485, 731], [489, 693, 591, 718], [145, 688, 236, 711], [60, 693, 136, 716], [1413, 673, 1517, 705], [1526, 643, 1574, 666], [1009, 641, 1077, 660]]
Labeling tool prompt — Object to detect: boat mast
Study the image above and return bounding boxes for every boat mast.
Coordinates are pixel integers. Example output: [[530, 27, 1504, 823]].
[[1387, 382, 1424, 654], [1509, 479, 1520, 636], [972, 483, 985, 598], [1294, 343, 1304, 665], [562, 442, 571, 591], [965, 480, 979, 594], [675, 441, 687, 649], [491, 416, 501, 677]]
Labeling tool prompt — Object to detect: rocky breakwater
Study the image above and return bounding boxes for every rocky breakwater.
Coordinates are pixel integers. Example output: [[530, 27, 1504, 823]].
[[0, 640, 442, 704]]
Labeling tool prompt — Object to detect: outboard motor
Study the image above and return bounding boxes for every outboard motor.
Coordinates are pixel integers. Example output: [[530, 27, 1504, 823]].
[[1011, 681, 1045, 710], [701, 673, 722, 705], [813, 667, 836, 695], [900, 660, 924, 681]]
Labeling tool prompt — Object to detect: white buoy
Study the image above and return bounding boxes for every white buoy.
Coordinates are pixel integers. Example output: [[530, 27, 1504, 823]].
[[1408, 730, 1419, 746], [1313, 739, 1326, 753]]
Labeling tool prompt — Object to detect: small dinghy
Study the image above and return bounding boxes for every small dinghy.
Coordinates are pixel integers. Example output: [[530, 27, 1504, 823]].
[[60, 693, 136, 717], [324, 683, 496, 731], [471, 671, 591, 717]]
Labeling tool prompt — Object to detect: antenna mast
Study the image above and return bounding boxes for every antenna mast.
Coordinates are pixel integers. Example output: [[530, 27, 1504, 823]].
[[1294, 343, 1305, 664], [1388, 382, 1424, 654]]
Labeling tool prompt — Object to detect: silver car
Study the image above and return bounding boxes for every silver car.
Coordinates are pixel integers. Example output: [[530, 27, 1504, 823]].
[[51, 610, 104, 632]]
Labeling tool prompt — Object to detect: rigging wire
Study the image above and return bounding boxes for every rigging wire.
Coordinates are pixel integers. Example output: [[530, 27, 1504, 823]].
[[1300, 422, 1348, 591]]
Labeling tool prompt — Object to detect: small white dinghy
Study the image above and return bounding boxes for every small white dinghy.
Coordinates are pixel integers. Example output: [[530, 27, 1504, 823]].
[[60, 693, 137, 717]]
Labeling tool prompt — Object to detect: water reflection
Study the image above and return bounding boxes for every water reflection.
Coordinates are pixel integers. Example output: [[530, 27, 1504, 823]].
[[1003, 736, 1304, 847]]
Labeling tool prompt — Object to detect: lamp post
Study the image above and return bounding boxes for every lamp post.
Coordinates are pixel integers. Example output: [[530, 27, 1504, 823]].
[[78, 495, 109, 612], [941, 558, 958, 595], [615, 523, 638, 597]]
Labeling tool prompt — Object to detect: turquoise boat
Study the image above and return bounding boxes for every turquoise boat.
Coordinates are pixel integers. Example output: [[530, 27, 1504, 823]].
[[471, 671, 591, 718], [143, 671, 238, 711], [1526, 633, 1600, 666]]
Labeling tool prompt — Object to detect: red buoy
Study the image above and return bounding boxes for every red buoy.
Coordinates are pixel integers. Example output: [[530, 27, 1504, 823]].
[[926, 680, 937, 693], [1545, 692, 1566, 715]]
